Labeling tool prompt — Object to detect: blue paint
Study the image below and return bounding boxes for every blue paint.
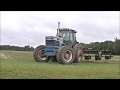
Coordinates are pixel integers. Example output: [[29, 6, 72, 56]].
[[44, 46, 59, 56]]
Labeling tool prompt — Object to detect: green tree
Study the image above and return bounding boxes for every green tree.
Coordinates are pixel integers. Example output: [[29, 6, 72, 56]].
[[114, 38, 120, 55]]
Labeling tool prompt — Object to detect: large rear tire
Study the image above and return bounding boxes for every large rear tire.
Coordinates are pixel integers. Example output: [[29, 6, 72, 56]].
[[33, 45, 51, 62], [73, 43, 83, 63], [56, 46, 75, 64], [95, 51, 102, 60], [99, 51, 102, 60]]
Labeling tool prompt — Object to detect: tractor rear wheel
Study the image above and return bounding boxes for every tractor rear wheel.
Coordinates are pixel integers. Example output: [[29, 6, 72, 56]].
[[33, 45, 51, 62], [95, 52, 102, 60], [56, 46, 75, 64], [73, 43, 83, 63], [98, 51, 102, 60]]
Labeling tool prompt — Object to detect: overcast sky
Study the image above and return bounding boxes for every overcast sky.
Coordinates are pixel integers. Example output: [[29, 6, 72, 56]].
[[1, 11, 119, 48]]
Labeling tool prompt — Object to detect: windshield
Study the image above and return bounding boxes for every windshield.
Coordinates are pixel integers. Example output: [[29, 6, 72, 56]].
[[59, 31, 69, 40]]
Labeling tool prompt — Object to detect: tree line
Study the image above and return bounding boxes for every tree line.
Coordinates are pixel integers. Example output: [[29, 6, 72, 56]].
[[0, 38, 120, 55], [80, 38, 120, 55], [0, 45, 34, 51]]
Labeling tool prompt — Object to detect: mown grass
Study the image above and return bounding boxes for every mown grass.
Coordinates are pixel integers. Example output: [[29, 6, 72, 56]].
[[0, 50, 120, 79], [0, 50, 33, 61]]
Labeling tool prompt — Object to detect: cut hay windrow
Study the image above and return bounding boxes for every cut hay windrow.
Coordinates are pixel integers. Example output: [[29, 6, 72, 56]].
[[0, 53, 8, 59]]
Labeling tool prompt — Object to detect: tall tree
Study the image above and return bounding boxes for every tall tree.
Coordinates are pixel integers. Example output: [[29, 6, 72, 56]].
[[114, 38, 120, 55]]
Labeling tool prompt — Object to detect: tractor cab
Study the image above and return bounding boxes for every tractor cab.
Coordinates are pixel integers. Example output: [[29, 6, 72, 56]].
[[57, 28, 77, 47]]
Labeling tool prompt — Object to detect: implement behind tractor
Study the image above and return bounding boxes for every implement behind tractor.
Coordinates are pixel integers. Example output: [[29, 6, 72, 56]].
[[83, 48, 113, 60], [33, 22, 113, 64]]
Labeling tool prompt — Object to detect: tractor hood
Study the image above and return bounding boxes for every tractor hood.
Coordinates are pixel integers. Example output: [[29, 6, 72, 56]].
[[45, 36, 59, 40], [45, 36, 63, 47]]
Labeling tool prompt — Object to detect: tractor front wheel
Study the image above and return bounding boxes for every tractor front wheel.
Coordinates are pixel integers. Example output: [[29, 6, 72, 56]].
[[33, 45, 51, 62]]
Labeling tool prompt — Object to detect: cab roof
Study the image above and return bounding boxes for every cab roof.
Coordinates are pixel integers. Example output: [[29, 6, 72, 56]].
[[57, 28, 77, 33]]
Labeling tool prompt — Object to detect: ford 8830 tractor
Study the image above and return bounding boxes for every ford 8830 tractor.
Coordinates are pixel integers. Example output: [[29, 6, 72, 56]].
[[33, 22, 83, 64]]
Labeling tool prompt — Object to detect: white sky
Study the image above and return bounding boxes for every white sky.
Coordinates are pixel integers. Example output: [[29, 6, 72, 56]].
[[1, 11, 119, 48]]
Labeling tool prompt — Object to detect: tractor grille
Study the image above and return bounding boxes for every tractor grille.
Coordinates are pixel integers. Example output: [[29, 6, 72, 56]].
[[46, 40, 59, 46]]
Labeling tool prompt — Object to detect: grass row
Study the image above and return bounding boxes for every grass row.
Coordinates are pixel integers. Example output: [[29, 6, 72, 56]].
[[0, 50, 120, 79]]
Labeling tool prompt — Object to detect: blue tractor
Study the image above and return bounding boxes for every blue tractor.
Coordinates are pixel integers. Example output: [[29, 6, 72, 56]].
[[33, 22, 83, 64]]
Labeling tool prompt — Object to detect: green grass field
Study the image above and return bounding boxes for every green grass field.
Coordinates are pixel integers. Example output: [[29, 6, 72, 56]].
[[0, 50, 120, 79]]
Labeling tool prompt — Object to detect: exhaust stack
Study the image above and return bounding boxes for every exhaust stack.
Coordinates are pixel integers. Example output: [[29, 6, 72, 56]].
[[57, 21, 60, 36]]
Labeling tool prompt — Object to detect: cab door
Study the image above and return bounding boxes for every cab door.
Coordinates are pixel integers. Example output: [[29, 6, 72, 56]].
[[69, 31, 77, 47]]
